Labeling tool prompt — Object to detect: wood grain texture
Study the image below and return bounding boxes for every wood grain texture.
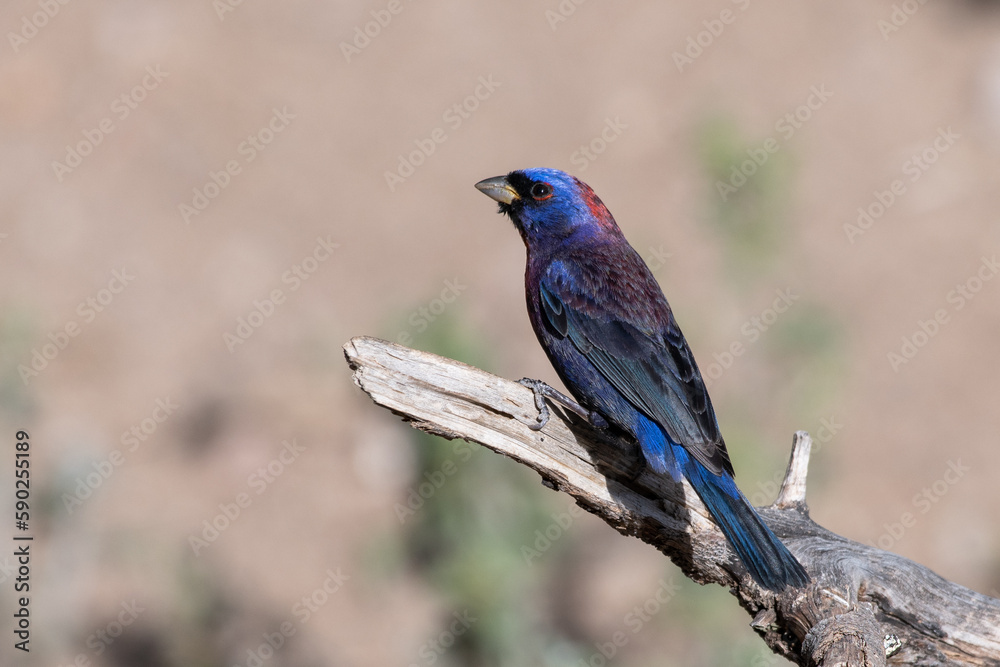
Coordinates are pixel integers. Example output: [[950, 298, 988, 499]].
[[344, 336, 1000, 666]]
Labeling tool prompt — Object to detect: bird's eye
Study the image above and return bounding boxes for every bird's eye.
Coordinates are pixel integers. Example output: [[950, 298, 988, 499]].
[[530, 182, 553, 201]]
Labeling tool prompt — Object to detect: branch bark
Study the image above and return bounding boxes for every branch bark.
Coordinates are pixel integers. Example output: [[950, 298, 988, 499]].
[[343, 336, 1000, 666]]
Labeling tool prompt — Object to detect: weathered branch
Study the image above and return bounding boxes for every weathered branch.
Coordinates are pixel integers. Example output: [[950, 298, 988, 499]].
[[344, 336, 1000, 666]]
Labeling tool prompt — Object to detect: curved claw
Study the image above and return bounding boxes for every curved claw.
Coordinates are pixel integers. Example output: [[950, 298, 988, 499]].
[[526, 413, 548, 431]]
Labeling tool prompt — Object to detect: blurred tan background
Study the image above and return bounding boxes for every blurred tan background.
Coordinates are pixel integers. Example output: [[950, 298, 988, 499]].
[[2, 1, 1000, 665]]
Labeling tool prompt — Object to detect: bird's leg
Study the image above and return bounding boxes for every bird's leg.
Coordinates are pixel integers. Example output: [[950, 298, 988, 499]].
[[517, 378, 608, 431]]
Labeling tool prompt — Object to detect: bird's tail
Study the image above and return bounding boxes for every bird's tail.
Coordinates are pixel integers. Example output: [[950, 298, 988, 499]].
[[682, 455, 809, 591]]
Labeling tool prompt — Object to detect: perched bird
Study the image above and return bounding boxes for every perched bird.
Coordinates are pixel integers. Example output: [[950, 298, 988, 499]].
[[475, 168, 808, 591]]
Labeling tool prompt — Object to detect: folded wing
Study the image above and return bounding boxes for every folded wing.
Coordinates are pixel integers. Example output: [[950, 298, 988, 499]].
[[540, 251, 733, 477]]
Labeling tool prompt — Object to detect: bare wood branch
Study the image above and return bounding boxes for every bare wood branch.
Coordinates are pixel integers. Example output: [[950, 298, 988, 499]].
[[774, 431, 811, 510], [344, 336, 1000, 666]]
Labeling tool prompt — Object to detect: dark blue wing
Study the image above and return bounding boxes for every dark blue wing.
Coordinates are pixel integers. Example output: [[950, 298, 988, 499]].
[[540, 253, 732, 477]]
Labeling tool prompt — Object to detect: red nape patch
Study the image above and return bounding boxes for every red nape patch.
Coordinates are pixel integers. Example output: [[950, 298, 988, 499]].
[[576, 179, 620, 232]]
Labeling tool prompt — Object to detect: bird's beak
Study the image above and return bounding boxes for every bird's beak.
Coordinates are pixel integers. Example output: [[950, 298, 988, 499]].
[[475, 175, 519, 205]]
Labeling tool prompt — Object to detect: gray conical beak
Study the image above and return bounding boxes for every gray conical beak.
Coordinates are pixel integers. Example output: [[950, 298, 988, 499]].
[[475, 175, 519, 205]]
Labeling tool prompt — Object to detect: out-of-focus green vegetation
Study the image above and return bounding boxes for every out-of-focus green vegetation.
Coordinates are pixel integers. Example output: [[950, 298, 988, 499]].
[[696, 112, 845, 447], [0, 310, 37, 420], [696, 115, 794, 284], [380, 309, 591, 666]]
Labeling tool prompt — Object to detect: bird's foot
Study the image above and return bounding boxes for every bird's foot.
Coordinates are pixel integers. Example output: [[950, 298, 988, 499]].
[[518, 378, 552, 430], [517, 378, 607, 431]]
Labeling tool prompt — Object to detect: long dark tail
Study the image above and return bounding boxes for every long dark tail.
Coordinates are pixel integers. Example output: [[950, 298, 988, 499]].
[[684, 456, 809, 591], [633, 415, 808, 590]]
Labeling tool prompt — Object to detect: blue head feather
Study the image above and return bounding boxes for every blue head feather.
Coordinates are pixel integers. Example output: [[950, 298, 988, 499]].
[[496, 168, 621, 246]]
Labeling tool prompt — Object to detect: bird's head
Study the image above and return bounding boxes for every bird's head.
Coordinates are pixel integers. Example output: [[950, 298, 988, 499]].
[[475, 168, 621, 247]]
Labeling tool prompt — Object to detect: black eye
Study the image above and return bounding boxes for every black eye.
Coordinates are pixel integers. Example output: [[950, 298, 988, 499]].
[[530, 182, 553, 201]]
